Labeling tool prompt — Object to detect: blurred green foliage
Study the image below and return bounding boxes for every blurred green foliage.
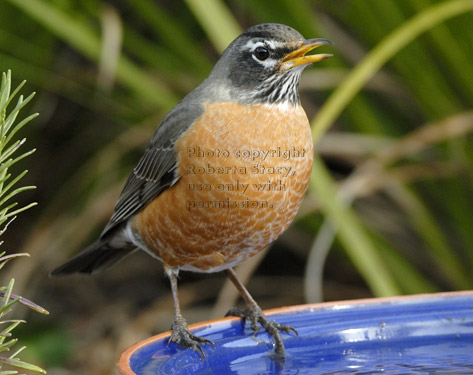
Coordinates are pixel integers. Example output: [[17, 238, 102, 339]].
[[1, 0, 473, 369], [1, 0, 473, 295]]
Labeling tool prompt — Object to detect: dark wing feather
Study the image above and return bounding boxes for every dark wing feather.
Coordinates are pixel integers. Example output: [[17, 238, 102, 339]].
[[100, 100, 204, 237]]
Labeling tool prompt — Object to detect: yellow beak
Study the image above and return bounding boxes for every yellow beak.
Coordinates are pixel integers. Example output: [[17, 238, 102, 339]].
[[282, 38, 333, 69]]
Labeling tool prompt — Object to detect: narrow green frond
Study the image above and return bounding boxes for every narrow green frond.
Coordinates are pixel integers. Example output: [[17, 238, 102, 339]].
[[8, 345, 26, 359], [184, 0, 242, 53], [0, 140, 24, 165], [311, 0, 473, 141], [0, 253, 28, 271], [0, 292, 48, 315], [1, 279, 14, 308], [0, 338, 18, 351], [0, 71, 12, 115], [0, 203, 38, 226], [4, 114, 39, 147], [310, 154, 401, 297], [5, 0, 178, 109], [0, 171, 28, 201], [4, 92, 36, 133], [0, 149, 36, 177], [0, 357, 46, 374], [0, 321, 23, 336], [0, 186, 37, 211], [4, 81, 27, 112]]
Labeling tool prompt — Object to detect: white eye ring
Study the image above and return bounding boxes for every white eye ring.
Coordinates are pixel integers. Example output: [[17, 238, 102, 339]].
[[249, 42, 276, 68]]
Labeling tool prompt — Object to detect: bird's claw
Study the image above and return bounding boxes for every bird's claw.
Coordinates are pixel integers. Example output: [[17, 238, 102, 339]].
[[226, 305, 297, 357], [168, 318, 215, 359]]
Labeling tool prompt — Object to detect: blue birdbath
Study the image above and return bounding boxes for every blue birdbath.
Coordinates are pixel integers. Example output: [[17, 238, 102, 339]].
[[117, 291, 473, 375]]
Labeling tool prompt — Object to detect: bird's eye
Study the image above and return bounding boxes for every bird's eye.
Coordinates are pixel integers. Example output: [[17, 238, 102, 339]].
[[253, 46, 269, 60]]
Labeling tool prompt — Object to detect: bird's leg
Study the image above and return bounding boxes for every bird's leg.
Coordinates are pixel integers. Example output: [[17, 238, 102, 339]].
[[166, 268, 214, 358], [225, 268, 297, 357]]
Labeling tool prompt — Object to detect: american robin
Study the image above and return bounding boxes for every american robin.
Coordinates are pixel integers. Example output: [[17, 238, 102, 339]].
[[52, 23, 332, 358]]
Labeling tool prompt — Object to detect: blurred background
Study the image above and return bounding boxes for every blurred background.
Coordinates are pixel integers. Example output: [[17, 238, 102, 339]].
[[1, 0, 473, 373]]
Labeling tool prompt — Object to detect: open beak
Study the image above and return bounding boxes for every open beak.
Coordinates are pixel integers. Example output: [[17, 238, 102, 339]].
[[282, 38, 333, 69]]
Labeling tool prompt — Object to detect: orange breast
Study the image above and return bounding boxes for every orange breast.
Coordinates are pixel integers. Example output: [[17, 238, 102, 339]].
[[132, 102, 313, 272]]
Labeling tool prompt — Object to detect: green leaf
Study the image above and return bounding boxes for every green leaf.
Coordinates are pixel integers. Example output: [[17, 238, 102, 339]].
[[0, 321, 23, 339], [184, 0, 242, 53], [0, 254, 29, 268], [0, 170, 28, 201], [0, 71, 12, 117], [0, 292, 48, 315], [4, 81, 27, 114], [0, 203, 38, 226], [311, 0, 473, 141], [0, 140, 24, 166], [0, 357, 46, 374], [1, 279, 14, 308], [5, 0, 178, 109], [310, 154, 401, 297], [4, 114, 39, 147], [0, 185, 37, 212], [3, 92, 35, 134], [0, 148, 36, 177]]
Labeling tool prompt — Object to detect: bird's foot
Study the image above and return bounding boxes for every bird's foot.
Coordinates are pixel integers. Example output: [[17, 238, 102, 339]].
[[168, 317, 215, 359], [226, 304, 297, 357]]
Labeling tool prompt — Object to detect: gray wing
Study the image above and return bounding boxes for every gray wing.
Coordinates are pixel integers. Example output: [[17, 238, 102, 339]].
[[100, 100, 204, 237]]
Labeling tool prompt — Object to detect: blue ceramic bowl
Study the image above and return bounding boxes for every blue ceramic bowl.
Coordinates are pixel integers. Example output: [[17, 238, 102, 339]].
[[118, 291, 473, 375]]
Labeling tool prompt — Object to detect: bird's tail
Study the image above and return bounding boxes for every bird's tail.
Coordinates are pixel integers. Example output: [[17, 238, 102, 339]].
[[50, 237, 136, 276]]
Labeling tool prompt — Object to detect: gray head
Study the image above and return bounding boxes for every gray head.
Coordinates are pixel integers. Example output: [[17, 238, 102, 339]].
[[203, 23, 332, 106]]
